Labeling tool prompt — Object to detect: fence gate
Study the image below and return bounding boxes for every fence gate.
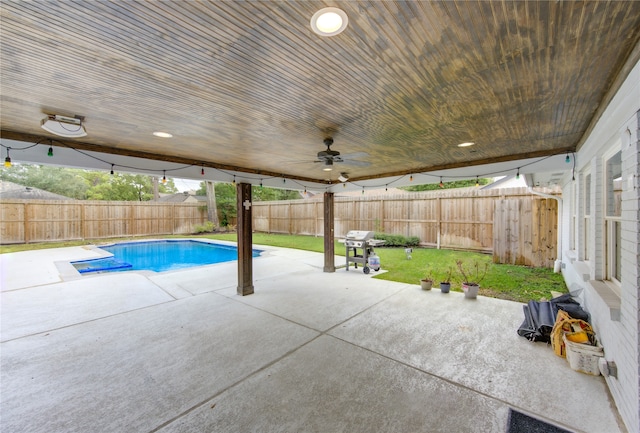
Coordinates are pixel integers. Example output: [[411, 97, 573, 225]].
[[493, 197, 557, 267]]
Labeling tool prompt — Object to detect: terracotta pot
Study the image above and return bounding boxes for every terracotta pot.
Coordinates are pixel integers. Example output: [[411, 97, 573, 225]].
[[462, 283, 479, 299]]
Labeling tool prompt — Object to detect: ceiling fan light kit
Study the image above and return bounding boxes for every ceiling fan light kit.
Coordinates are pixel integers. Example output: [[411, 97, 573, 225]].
[[338, 172, 349, 182], [41, 114, 87, 138]]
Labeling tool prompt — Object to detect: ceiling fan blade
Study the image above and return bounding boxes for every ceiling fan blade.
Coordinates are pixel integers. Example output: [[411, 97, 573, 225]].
[[339, 152, 369, 160], [338, 159, 371, 167]]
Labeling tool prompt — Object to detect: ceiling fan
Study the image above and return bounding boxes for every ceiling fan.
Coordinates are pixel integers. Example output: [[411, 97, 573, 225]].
[[316, 138, 370, 171]]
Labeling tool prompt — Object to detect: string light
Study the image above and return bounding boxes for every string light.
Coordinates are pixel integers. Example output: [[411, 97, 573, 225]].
[[162, 170, 167, 184], [4, 147, 11, 168], [362, 186, 365, 195], [2, 140, 576, 194], [343, 183, 346, 188], [385, 185, 388, 191]]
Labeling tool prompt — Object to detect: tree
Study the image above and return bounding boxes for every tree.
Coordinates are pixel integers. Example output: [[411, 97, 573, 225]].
[[0, 164, 177, 201], [401, 178, 491, 191], [214, 182, 237, 227], [251, 185, 301, 201], [1, 164, 89, 199], [85, 173, 161, 201], [205, 181, 219, 226], [194, 181, 301, 227]]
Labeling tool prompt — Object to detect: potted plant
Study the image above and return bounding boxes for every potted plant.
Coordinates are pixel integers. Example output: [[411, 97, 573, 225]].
[[439, 267, 453, 293], [420, 268, 435, 290], [455, 259, 488, 299]]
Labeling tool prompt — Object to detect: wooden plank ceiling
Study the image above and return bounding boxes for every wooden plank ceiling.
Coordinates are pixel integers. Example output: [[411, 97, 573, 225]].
[[1, 1, 640, 184]]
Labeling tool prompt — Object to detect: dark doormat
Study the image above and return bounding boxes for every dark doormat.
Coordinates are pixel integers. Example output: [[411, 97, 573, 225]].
[[507, 409, 573, 433]]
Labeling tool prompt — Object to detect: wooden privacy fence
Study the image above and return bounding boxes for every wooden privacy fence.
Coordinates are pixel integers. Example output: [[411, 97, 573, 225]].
[[1, 187, 558, 267], [253, 187, 558, 268], [0, 200, 207, 244]]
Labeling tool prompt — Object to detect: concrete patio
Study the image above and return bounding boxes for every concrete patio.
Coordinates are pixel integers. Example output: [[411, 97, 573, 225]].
[[0, 243, 624, 433]]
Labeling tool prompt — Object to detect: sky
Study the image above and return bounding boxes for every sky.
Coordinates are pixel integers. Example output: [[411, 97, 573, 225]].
[[173, 178, 203, 192]]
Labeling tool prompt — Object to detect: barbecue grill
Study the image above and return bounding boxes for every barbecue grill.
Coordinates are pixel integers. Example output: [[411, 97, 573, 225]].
[[340, 230, 385, 274]]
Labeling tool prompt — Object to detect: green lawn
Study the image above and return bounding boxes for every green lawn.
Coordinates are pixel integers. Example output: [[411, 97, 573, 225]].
[[1, 232, 567, 303], [203, 233, 567, 302]]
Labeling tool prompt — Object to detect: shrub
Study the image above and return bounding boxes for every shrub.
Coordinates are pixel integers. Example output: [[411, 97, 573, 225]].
[[193, 221, 216, 233], [374, 233, 420, 247]]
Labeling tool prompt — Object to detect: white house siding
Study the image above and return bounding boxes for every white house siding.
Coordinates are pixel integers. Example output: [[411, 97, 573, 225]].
[[561, 57, 640, 433]]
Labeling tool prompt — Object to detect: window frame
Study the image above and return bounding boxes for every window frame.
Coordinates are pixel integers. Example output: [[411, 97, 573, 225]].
[[603, 146, 622, 292], [582, 170, 591, 262]]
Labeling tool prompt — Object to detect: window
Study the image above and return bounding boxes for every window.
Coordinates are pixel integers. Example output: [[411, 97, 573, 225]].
[[605, 150, 622, 288], [570, 183, 576, 250], [583, 172, 591, 261]]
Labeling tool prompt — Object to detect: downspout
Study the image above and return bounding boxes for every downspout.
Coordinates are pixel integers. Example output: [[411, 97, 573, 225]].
[[527, 184, 563, 273]]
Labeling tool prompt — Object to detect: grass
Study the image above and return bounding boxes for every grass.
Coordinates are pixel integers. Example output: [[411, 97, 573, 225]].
[[1, 233, 567, 303], [201, 233, 346, 255]]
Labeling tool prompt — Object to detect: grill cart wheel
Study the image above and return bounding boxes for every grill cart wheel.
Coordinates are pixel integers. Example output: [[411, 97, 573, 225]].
[[363, 266, 370, 274]]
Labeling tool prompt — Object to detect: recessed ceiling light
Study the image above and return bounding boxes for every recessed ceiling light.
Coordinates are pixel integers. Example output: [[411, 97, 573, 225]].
[[311, 7, 348, 37], [153, 131, 173, 138], [457, 142, 475, 147]]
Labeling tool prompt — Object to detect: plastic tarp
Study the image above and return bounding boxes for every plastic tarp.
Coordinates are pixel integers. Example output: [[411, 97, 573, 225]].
[[517, 293, 589, 342]]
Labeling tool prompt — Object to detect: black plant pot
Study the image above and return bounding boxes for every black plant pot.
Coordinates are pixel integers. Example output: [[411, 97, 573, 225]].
[[440, 282, 451, 293]]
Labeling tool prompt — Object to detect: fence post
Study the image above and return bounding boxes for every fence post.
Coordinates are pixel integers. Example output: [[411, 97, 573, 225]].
[[407, 198, 411, 238], [81, 203, 86, 240], [171, 203, 175, 235], [436, 196, 441, 249], [24, 202, 29, 244]]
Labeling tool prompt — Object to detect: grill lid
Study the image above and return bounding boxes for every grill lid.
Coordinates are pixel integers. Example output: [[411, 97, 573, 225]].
[[345, 230, 374, 241]]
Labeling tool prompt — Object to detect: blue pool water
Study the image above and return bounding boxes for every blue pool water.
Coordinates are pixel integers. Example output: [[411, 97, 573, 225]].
[[72, 240, 261, 274]]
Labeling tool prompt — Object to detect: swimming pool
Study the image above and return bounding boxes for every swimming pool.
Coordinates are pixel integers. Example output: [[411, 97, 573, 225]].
[[71, 240, 262, 274]]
